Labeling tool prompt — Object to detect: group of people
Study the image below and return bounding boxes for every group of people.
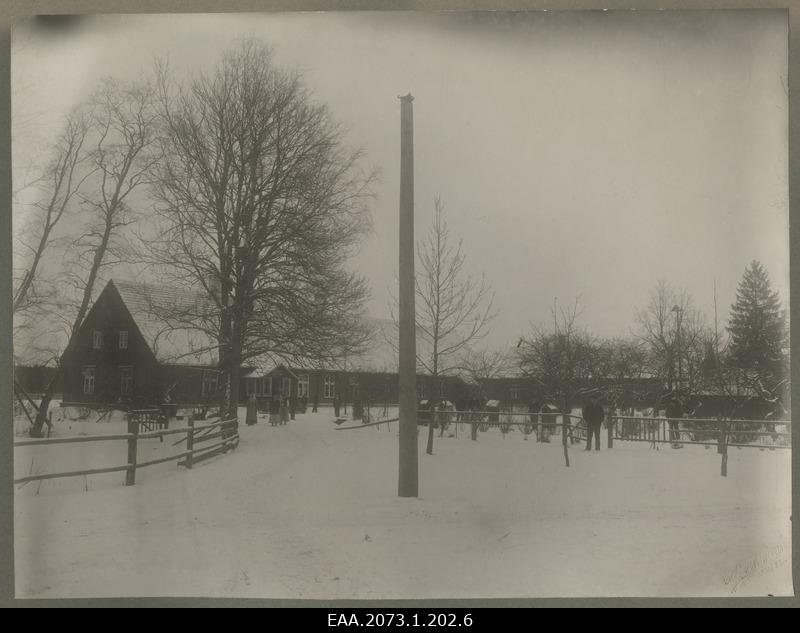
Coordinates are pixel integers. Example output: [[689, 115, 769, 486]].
[[267, 396, 293, 426], [245, 395, 293, 427], [581, 393, 688, 451]]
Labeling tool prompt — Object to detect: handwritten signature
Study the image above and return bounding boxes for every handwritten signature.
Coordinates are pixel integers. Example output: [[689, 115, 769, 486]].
[[722, 541, 790, 595]]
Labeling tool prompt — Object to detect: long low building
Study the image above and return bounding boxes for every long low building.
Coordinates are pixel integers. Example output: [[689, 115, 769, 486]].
[[50, 278, 535, 410], [27, 277, 720, 414]]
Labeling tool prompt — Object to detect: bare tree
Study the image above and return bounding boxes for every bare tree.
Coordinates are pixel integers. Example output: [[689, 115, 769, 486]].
[[634, 280, 708, 395], [390, 196, 496, 454], [461, 347, 513, 389], [594, 337, 648, 383], [28, 78, 159, 437], [517, 297, 596, 413], [147, 41, 374, 419], [13, 108, 93, 314]]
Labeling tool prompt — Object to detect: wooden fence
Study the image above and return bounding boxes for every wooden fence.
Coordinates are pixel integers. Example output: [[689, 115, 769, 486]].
[[412, 408, 790, 477], [13, 416, 239, 487]]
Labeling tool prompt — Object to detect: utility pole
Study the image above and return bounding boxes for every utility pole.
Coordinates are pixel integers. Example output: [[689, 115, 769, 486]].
[[398, 93, 418, 497]]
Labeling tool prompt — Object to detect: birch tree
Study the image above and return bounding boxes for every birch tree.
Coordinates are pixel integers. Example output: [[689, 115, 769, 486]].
[[28, 78, 159, 437], [13, 108, 92, 315]]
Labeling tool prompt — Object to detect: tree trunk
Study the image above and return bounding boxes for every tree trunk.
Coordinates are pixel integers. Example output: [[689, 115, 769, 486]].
[[426, 408, 435, 455], [225, 334, 242, 427], [30, 225, 111, 437], [29, 376, 56, 437]]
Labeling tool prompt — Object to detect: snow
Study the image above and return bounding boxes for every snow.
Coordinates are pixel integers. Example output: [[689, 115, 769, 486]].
[[14, 407, 792, 599]]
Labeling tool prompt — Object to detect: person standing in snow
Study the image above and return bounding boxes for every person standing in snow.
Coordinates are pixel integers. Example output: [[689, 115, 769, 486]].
[[279, 397, 290, 425], [582, 394, 604, 451], [269, 396, 280, 426], [665, 395, 684, 449]]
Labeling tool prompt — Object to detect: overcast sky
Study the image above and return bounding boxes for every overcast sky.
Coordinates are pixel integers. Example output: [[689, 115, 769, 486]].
[[12, 10, 789, 351]]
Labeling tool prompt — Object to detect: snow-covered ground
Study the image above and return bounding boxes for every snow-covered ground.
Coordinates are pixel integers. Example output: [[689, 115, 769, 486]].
[[14, 407, 792, 599]]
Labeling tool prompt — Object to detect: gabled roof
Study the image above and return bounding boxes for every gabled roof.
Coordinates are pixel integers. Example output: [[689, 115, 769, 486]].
[[111, 280, 218, 366]]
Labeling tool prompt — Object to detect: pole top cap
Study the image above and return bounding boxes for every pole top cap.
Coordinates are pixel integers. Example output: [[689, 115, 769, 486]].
[[398, 93, 414, 102]]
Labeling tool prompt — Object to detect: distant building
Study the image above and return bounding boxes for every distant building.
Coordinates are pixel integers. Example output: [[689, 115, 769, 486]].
[[59, 279, 227, 408], [32, 278, 762, 416], [240, 319, 484, 408]]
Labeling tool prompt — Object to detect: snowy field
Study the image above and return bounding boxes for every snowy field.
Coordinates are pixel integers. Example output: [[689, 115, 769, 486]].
[[14, 407, 792, 599]]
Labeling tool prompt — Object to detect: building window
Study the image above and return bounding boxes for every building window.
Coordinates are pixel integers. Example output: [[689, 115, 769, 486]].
[[282, 377, 291, 397], [93, 330, 103, 350], [298, 374, 309, 398], [120, 366, 134, 395], [510, 385, 520, 401], [439, 382, 447, 399], [253, 377, 271, 397], [324, 376, 336, 399], [82, 366, 95, 395], [119, 330, 128, 349], [202, 370, 218, 398], [246, 378, 255, 396], [417, 381, 425, 400]]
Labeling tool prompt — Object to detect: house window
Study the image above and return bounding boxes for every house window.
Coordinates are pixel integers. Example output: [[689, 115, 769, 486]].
[[119, 330, 128, 349], [324, 376, 336, 399], [82, 366, 95, 395], [439, 382, 447, 399], [246, 378, 255, 396], [93, 330, 103, 350], [120, 366, 134, 395], [282, 377, 291, 397], [202, 370, 218, 397], [510, 385, 520, 401], [254, 376, 271, 397], [298, 375, 309, 398], [417, 381, 425, 400]]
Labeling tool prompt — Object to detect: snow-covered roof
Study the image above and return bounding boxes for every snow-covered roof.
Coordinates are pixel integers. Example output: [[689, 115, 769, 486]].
[[112, 280, 219, 366]]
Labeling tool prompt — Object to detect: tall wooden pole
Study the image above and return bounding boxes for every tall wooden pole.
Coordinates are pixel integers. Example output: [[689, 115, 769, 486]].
[[398, 93, 418, 497]]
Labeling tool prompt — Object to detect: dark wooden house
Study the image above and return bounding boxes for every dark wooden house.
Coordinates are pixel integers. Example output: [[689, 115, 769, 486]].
[[60, 280, 222, 409]]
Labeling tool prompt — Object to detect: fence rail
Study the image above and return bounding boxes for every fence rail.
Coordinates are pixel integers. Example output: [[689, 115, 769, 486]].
[[610, 415, 791, 450], [13, 415, 239, 487], [413, 408, 790, 477]]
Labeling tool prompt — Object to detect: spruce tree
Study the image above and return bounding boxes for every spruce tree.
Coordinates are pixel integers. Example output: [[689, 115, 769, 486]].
[[727, 261, 786, 374]]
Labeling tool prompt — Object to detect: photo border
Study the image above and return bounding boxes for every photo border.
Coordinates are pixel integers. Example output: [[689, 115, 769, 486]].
[[0, 0, 796, 608]]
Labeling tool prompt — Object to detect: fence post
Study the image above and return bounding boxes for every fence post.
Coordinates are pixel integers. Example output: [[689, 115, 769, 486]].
[[125, 414, 139, 486], [186, 416, 195, 469], [471, 412, 477, 441], [562, 411, 570, 467], [607, 412, 614, 449]]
